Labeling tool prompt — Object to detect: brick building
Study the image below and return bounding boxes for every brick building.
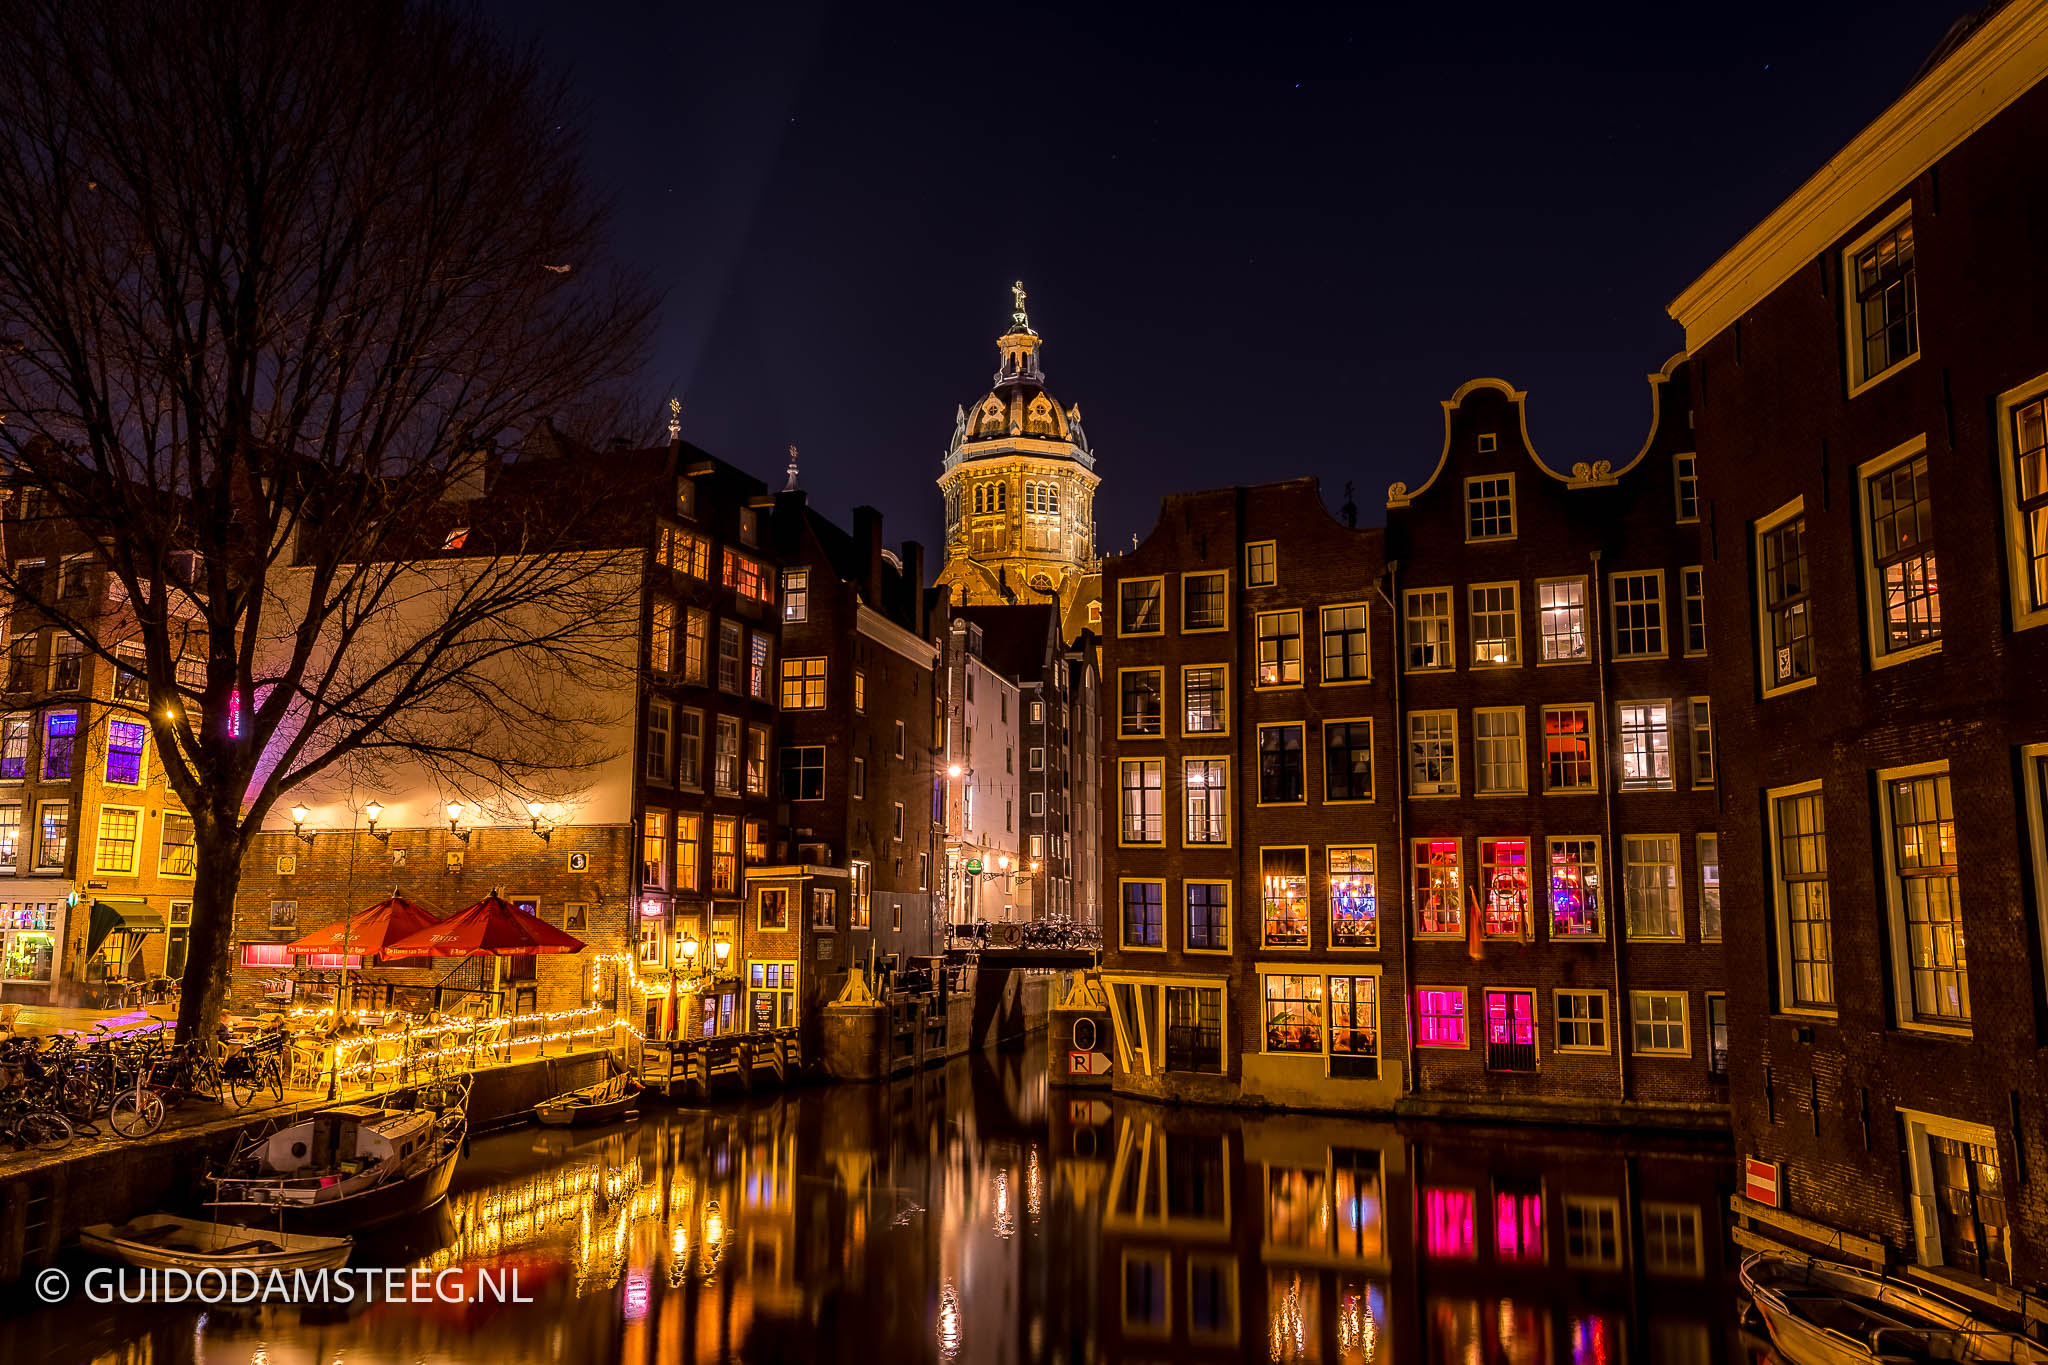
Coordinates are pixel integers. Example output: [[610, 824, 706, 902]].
[[1383, 367, 1725, 1124], [1671, 1, 2048, 1304], [1, 492, 204, 1004]]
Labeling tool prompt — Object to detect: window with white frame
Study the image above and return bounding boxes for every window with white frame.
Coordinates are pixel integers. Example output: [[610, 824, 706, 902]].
[[1184, 758, 1229, 845], [1320, 604, 1371, 681], [1772, 786, 1834, 1010], [1688, 698, 1714, 787], [1256, 610, 1302, 685], [1404, 589, 1454, 671], [781, 569, 809, 623], [1537, 578, 1588, 662], [1901, 1112, 2010, 1283], [1682, 566, 1706, 655], [1759, 505, 1814, 688], [1617, 701, 1672, 790], [1698, 834, 1721, 941], [1564, 1197, 1623, 1268], [1246, 540, 1277, 588], [1028, 746, 1044, 771], [1609, 571, 1665, 658], [677, 710, 702, 789], [1882, 769, 1968, 1026], [1846, 211, 1917, 390], [1119, 759, 1163, 845], [1183, 664, 1227, 735], [1029, 791, 1044, 817], [1548, 836, 1604, 938], [1865, 446, 1941, 656], [1119, 668, 1164, 738], [2005, 387, 2048, 623], [1466, 475, 1515, 541], [1119, 578, 1164, 635], [1631, 991, 1689, 1055], [1643, 1204, 1703, 1276], [1623, 835, 1681, 939], [1183, 571, 1228, 631], [1407, 710, 1457, 796], [646, 701, 672, 784], [1674, 453, 1700, 523], [1542, 704, 1596, 792], [1473, 707, 1525, 794], [105, 720, 146, 785], [94, 806, 141, 874], [713, 716, 741, 795], [1555, 990, 1608, 1052], [1413, 839, 1462, 935], [1469, 583, 1520, 667], [1323, 721, 1373, 802]]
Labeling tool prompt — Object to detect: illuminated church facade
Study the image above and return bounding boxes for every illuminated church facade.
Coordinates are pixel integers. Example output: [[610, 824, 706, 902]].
[[934, 284, 1102, 642]]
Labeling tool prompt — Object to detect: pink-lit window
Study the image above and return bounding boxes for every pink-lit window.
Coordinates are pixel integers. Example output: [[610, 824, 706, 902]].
[[1485, 990, 1536, 1045], [1479, 837, 1530, 936], [1423, 1187, 1477, 1259], [238, 942, 291, 967], [228, 687, 244, 739], [1417, 987, 1466, 1046], [299, 951, 364, 969], [1495, 1191, 1544, 1261], [1413, 839, 1463, 935]]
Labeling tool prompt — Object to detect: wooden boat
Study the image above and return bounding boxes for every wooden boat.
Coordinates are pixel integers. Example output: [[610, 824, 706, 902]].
[[209, 1103, 462, 1234], [535, 1073, 638, 1127], [80, 1213, 351, 1272], [1741, 1251, 2048, 1363]]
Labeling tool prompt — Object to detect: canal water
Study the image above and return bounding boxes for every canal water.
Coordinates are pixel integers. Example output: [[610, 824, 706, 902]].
[[8, 1040, 1753, 1364]]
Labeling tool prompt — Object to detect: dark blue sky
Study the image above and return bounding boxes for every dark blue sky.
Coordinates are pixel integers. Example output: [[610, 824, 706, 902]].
[[490, 0, 1962, 559]]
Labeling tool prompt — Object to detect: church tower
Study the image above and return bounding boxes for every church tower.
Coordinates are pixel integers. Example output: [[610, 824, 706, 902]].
[[934, 283, 1102, 640]]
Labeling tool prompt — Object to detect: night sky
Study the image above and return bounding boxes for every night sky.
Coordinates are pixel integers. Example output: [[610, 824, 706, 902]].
[[488, 0, 1962, 560]]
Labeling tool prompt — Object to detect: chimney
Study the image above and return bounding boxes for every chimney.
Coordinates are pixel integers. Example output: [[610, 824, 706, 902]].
[[900, 540, 926, 635], [852, 505, 884, 609]]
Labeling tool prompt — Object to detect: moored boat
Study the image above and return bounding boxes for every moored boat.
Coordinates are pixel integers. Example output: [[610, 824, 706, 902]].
[[534, 1074, 638, 1128], [1741, 1251, 2048, 1363], [80, 1213, 351, 1272], [209, 1103, 461, 1234]]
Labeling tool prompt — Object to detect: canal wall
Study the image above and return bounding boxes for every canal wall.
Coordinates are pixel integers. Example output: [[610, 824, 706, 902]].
[[0, 1047, 612, 1286], [824, 966, 1049, 1081]]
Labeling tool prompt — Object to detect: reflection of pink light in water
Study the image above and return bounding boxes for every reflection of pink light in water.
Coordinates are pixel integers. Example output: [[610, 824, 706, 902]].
[[623, 1270, 649, 1321], [1422, 1188, 1475, 1259], [1494, 1192, 1542, 1260], [1570, 1314, 1615, 1365]]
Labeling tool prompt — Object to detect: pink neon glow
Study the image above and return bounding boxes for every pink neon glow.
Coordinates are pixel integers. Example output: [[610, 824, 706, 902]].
[[1423, 1187, 1476, 1259]]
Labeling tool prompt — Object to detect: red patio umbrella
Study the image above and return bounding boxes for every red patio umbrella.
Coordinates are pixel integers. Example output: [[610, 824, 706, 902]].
[[381, 892, 586, 958], [286, 891, 443, 957]]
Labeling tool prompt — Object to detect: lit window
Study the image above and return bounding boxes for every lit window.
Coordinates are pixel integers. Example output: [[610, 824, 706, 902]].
[[0, 714, 28, 779], [781, 569, 808, 622], [849, 859, 870, 928], [1543, 704, 1596, 792], [1255, 610, 1302, 685], [1674, 452, 1700, 522], [35, 801, 69, 869], [1469, 584, 1519, 666], [1118, 577, 1164, 635], [1537, 578, 1588, 661], [94, 806, 140, 874], [1406, 710, 1457, 796], [1323, 720, 1373, 802], [1846, 212, 1917, 389], [1609, 571, 1665, 659], [745, 727, 768, 795], [1623, 835, 1682, 939], [1257, 723, 1304, 804], [1320, 604, 1371, 681], [712, 717, 741, 796], [1118, 668, 1163, 737], [1182, 571, 1227, 631], [1617, 701, 1672, 790], [712, 816, 738, 893], [1262, 972, 1322, 1051], [1865, 449, 1941, 655], [780, 657, 827, 709], [1261, 848, 1310, 947], [1327, 846, 1377, 948], [1118, 759, 1162, 845], [41, 711, 76, 780], [1548, 838, 1603, 938], [1904, 1118, 2009, 1281], [1412, 839, 1462, 936], [1483, 988, 1537, 1070], [1465, 475, 1515, 541], [1121, 880, 1164, 949], [2006, 389, 2048, 621], [1882, 769, 1968, 1025], [1473, 707, 1524, 794], [1416, 988, 1466, 1047], [1404, 588, 1454, 670], [1478, 837, 1530, 937], [1631, 991, 1689, 1055], [722, 550, 773, 606], [105, 720, 146, 785], [675, 813, 700, 891], [1772, 786, 1834, 1010], [1184, 757, 1229, 845], [641, 811, 668, 888], [1182, 664, 1227, 735], [1555, 989, 1608, 1051], [1759, 507, 1814, 688], [683, 610, 707, 683], [1246, 540, 1277, 588]]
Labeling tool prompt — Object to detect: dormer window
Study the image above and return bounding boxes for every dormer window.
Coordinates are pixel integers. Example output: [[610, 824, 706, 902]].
[[1465, 475, 1516, 542], [676, 478, 696, 519]]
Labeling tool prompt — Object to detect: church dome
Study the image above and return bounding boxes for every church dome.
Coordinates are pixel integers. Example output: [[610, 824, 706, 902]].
[[944, 282, 1093, 470]]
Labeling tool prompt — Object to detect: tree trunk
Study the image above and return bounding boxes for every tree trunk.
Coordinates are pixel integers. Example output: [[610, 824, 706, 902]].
[[174, 825, 246, 1044]]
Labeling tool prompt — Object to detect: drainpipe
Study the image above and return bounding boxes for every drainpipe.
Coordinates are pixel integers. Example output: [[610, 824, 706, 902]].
[[1591, 548, 1627, 1104], [1373, 562, 1415, 1096]]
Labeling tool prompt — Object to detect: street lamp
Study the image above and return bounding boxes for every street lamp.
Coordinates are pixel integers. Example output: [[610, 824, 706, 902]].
[[713, 939, 732, 971], [947, 763, 963, 779], [526, 798, 552, 844], [291, 804, 315, 845], [365, 801, 390, 843], [446, 802, 470, 842]]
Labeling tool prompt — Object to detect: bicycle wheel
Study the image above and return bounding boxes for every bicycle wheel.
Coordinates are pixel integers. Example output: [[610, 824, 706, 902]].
[[228, 1070, 259, 1110], [57, 1072, 98, 1120], [109, 1088, 166, 1138], [18, 1110, 72, 1151], [266, 1058, 285, 1104]]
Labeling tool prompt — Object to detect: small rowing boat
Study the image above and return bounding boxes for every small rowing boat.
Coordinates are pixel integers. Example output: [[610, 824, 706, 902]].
[[80, 1213, 351, 1272], [534, 1073, 638, 1127], [1741, 1251, 2048, 1363]]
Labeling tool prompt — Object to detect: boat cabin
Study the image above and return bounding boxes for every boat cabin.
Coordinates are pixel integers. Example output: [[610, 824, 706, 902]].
[[259, 1105, 436, 1176]]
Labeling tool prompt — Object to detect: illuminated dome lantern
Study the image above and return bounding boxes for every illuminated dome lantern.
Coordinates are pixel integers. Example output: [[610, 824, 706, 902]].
[[934, 282, 1102, 642]]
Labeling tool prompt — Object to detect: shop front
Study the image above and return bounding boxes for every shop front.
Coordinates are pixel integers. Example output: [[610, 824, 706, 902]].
[[86, 898, 166, 986], [0, 899, 65, 1002]]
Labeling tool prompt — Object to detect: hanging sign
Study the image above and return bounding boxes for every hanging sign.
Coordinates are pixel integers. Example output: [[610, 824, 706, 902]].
[[965, 858, 983, 875]]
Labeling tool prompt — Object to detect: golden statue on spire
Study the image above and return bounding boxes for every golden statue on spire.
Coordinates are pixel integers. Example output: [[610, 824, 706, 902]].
[[1011, 279, 1029, 331]]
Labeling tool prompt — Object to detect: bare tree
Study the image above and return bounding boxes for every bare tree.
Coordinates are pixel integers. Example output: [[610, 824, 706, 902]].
[[0, 0, 658, 1039]]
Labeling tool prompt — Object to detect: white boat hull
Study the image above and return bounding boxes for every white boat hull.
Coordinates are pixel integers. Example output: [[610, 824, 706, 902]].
[[80, 1214, 351, 1272]]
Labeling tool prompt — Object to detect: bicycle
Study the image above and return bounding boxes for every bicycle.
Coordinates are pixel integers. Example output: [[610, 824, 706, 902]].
[[0, 1086, 74, 1153], [108, 1040, 221, 1138], [225, 1037, 287, 1109]]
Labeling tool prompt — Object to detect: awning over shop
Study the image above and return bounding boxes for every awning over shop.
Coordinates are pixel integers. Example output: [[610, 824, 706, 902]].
[[86, 899, 165, 958]]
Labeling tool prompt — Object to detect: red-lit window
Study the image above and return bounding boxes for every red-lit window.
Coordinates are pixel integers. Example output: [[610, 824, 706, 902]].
[[239, 942, 292, 967], [1495, 1191, 1544, 1261], [721, 551, 774, 606], [1417, 987, 1466, 1046], [1413, 839, 1463, 935], [1485, 990, 1536, 1045], [1480, 837, 1530, 937], [1423, 1187, 1477, 1259], [300, 951, 363, 969]]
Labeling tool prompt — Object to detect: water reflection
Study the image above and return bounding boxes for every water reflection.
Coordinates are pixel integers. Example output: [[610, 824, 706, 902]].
[[12, 1043, 1744, 1364]]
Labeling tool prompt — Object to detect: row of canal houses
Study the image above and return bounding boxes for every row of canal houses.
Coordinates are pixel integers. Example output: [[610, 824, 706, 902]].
[[1079, 0, 2048, 1328]]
